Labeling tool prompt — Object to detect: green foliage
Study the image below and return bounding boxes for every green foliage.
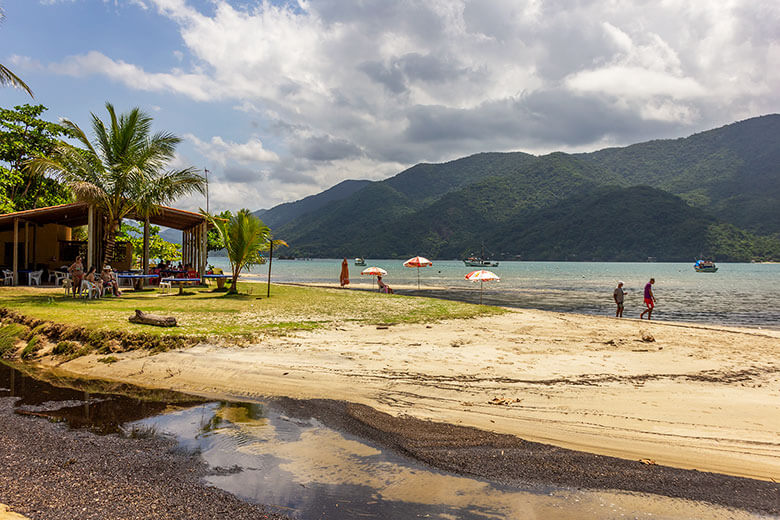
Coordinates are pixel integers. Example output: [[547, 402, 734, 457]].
[[21, 335, 42, 359], [0, 323, 27, 356], [27, 102, 205, 265], [0, 104, 74, 210], [118, 222, 181, 263], [97, 356, 119, 364], [204, 209, 270, 293], [206, 210, 231, 251], [52, 340, 79, 356]]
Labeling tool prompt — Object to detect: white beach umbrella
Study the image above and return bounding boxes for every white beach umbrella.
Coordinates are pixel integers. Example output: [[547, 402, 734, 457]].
[[403, 256, 433, 289], [464, 269, 500, 304]]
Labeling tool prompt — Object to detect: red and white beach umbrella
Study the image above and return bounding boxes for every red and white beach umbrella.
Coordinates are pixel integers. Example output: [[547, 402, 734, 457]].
[[403, 256, 433, 289], [361, 266, 387, 276], [361, 266, 387, 289], [464, 270, 500, 304]]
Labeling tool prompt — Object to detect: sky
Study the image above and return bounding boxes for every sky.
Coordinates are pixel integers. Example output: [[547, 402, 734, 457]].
[[1, 0, 779, 213]]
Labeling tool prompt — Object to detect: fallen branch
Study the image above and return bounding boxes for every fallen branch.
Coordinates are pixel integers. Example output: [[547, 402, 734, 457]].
[[129, 309, 177, 327]]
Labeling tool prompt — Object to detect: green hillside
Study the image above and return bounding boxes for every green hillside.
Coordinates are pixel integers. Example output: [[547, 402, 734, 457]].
[[275, 115, 780, 261], [580, 114, 780, 234]]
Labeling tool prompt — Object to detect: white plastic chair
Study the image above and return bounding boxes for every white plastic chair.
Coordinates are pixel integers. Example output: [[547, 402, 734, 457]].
[[80, 280, 100, 299], [2, 269, 13, 286], [50, 271, 69, 286], [28, 270, 43, 286], [159, 280, 172, 294]]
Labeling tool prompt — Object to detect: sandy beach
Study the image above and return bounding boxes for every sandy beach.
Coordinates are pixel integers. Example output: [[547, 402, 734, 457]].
[[43, 302, 780, 484]]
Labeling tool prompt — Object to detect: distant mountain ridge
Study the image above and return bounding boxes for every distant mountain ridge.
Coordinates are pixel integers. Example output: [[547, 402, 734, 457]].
[[252, 179, 371, 229], [260, 115, 780, 261]]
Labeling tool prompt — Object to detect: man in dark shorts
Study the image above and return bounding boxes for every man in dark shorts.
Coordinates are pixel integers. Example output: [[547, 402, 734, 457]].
[[613, 280, 625, 317], [640, 278, 655, 319]]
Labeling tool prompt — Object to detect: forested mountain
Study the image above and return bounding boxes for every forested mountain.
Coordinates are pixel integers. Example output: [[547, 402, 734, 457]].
[[579, 114, 780, 234], [266, 115, 780, 261], [252, 179, 371, 229]]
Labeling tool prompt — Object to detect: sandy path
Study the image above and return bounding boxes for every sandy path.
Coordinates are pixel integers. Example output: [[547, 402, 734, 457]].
[[55, 308, 780, 481]]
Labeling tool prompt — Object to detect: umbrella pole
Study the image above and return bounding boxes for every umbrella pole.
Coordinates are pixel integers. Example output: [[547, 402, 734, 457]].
[[480, 280, 483, 305], [417, 267, 420, 289]]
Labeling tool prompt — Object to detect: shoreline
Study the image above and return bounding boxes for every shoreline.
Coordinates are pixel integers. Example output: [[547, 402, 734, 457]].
[[275, 281, 780, 331], [38, 307, 779, 482]]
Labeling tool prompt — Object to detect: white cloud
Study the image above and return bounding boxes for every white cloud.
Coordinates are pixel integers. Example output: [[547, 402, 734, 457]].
[[34, 0, 780, 210], [185, 134, 280, 167]]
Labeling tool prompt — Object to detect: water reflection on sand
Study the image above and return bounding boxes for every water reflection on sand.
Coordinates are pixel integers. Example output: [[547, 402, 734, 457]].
[[133, 401, 770, 520]]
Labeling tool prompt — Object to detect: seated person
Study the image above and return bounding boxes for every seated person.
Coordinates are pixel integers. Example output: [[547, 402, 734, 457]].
[[83, 266, 102, 298], [377, 275, 394, 294], [100, 265, 122, 296]]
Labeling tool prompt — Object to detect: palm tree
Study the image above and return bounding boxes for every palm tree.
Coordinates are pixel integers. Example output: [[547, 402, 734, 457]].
[[204, 209, 270, 294], [0, 9, 32, 97], [28, 102, 205, 265]]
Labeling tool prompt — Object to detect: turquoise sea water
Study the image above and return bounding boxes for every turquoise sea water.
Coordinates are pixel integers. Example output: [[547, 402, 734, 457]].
[[209, 258, 780, 329]]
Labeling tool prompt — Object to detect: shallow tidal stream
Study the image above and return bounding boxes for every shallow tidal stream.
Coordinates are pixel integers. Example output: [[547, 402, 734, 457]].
[[0, 362, 770, 520]]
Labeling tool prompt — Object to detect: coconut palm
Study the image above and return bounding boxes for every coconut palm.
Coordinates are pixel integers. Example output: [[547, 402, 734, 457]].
[[28, 102, 205, 265], [204, 209, 270, 294], [0, 9, 32, 97]]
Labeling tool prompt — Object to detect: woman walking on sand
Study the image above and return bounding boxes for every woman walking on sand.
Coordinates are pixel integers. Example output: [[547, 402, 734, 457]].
[[339, 258, 350, 287]]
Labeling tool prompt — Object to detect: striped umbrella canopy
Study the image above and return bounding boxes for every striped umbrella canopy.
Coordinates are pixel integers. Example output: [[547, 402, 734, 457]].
[[361, 266, 387, 289], [403, 256, 433, 289], [464, 270, 500, 304], [361, 266, 387, 276]]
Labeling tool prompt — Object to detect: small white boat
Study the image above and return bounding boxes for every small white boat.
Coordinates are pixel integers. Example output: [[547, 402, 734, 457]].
[[354, 257, 366, 266], [463, 257, 499, 267]]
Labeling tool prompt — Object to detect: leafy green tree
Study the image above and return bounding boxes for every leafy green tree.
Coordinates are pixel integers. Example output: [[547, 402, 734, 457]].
[[206, 210, 231, 251], [0, 104, 73, 210], [117, 222, 181, 265], [204, 209, 270, 294], [28, 102, 205, 266]]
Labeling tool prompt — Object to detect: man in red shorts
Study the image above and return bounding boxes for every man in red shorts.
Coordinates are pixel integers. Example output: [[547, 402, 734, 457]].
[[640, 278, 655, 319]]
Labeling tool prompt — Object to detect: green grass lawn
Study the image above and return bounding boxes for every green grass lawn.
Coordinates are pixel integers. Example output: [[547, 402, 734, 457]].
[[0, 283, 503, 339]]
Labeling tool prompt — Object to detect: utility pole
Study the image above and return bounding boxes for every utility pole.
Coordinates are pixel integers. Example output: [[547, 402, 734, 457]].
[[204, 168, 210, 214]]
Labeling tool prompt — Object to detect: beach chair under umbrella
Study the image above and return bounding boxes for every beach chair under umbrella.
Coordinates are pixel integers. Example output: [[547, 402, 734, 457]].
[[464, 269, 500, 304], [403, 256, 432, 289], [361, 266, 387, 290]]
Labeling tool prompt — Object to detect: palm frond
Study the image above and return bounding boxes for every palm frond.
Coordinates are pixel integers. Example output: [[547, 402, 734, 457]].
[[0, 63, 33, 97]]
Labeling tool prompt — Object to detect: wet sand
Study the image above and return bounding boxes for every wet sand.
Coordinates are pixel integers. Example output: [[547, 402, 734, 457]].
[[33, 303, 778, 511], [0, 398, 290, 520]]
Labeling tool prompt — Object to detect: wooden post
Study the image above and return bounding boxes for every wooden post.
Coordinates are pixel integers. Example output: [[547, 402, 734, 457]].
[[142, 217, 150, 288], [199, 222, 207, 279], [12, 218, 19, 286], [87, 205, 95, 270], [266, 240, 273, 298], [24, 221, 29, 269]]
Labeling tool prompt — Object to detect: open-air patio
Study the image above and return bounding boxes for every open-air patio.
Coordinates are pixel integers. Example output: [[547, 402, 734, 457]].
[[0, 202, 210, 290]]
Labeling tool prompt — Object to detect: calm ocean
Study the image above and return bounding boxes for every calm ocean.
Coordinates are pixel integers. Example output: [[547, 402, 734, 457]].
[[209, 258, 780, 329]]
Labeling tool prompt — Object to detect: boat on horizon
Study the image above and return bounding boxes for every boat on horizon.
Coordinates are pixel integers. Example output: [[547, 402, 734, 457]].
[[354, 257, 366, 266], [464, 244, 499, 267], [694, 259, 718, 272]]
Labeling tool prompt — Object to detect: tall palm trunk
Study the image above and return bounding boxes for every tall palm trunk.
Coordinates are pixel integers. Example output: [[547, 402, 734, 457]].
[[229, 266, 240, 294], [102, 220, 119, 266]]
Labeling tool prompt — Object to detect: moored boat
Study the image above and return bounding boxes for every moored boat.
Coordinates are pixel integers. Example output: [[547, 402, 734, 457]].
[[354, 257, 366, 266], [694, 260, 718, 272], [463, 257, 499, 267]]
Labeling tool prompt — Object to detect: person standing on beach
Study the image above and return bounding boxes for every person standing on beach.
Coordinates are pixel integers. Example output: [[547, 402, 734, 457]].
[[613, 281, 626, 317], [68, 255, 84, 298], [339, 258, 350, 288], [640, 278, 656, 319]]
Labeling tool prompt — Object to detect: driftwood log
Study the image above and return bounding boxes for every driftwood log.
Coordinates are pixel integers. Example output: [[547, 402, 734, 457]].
[[129, 309, 177, 327]]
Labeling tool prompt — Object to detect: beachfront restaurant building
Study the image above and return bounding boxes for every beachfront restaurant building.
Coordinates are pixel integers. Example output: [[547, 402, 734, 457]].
[[0, 202, 210, 286]]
